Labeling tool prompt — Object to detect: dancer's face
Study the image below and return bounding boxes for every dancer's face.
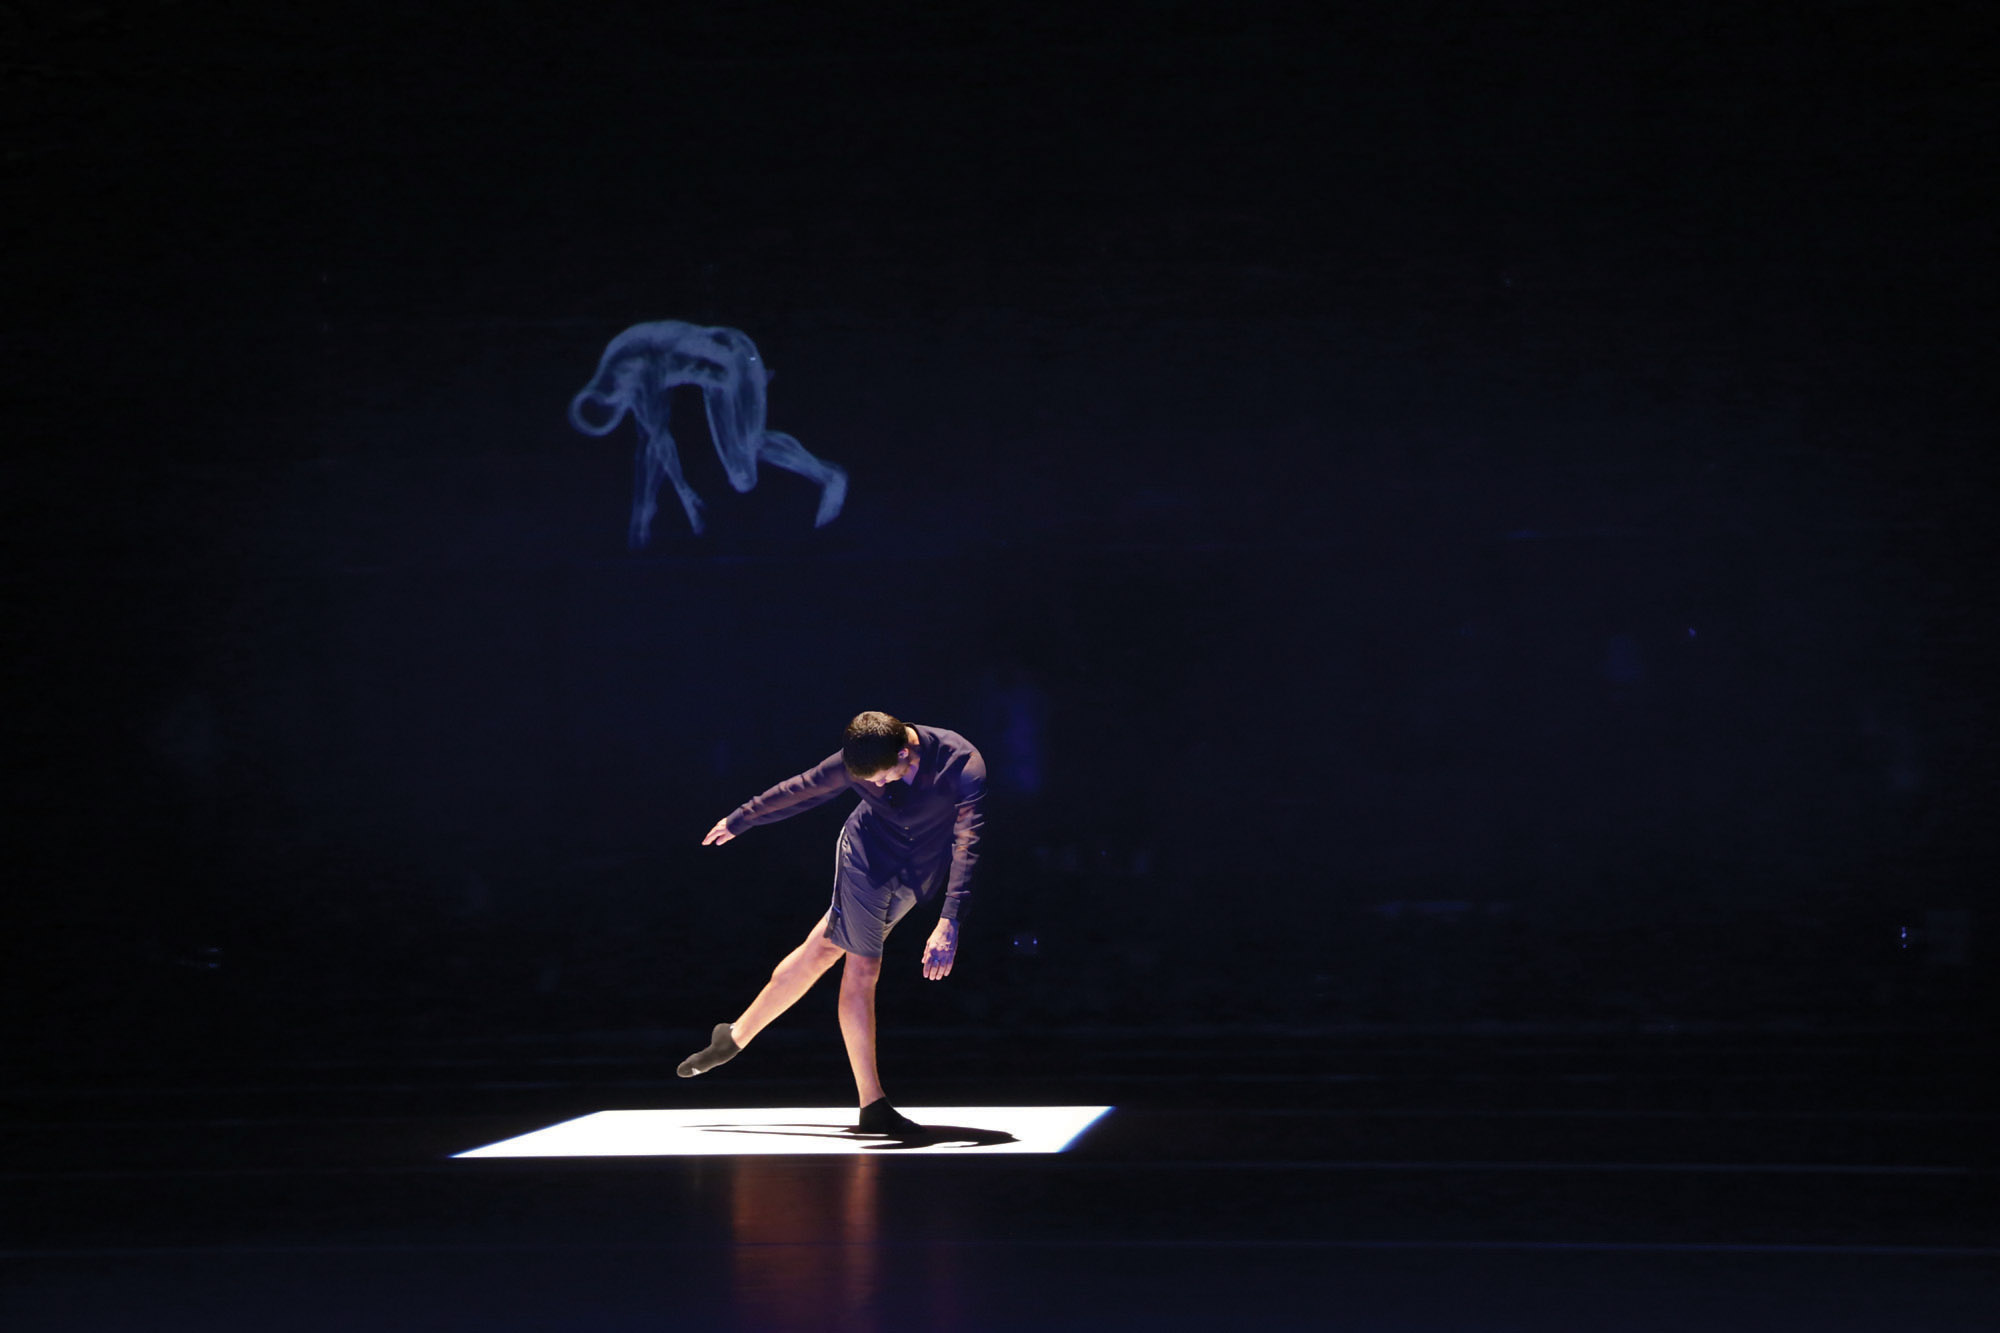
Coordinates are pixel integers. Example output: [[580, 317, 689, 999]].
[[860, 749, 918, 786]]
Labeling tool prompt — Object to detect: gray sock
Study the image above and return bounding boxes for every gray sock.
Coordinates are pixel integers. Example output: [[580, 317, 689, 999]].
[[676, 1022, 740, 1078], [857, 1097, 923, 1136]]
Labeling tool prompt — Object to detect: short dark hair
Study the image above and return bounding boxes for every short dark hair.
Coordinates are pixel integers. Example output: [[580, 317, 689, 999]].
[[843, 711, 909, 778]]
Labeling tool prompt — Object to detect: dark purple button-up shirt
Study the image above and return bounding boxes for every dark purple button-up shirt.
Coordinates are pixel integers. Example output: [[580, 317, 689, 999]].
[[723, 726, 986, 922]]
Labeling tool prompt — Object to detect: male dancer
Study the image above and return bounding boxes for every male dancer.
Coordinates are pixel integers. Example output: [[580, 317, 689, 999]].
[[679, 711, 986, 1135]]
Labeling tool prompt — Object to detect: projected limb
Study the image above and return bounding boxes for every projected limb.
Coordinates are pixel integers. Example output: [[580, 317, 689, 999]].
[[761, 431, 848, 528], [568, 321, 848, 543]]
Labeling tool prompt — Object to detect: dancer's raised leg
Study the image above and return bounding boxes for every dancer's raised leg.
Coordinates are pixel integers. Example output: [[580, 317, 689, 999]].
[[734, 913, 845, 1044], [678, 913, 842, 1078]]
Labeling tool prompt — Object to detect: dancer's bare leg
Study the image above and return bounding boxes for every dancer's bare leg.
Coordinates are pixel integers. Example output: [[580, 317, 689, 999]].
[[838, 952, 887, 1108], [731, 912, 845, 1045], [681, 914, 844, 1078]]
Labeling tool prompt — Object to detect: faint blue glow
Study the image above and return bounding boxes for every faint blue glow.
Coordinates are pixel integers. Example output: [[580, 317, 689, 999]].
[[455, 1106, 1112, 1157], [997, 674, 1047, 796], [1605, 633, 1644, 684], [175, 946, 222, 971], [569, 321, 847, 544]]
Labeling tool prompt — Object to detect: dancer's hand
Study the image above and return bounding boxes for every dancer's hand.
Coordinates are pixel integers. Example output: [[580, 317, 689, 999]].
[[922, 919, 958, 980], [702, 819, 736, 846]]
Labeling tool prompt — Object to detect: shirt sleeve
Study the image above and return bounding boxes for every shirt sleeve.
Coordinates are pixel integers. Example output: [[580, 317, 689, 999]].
[[724, 752, 852, 833], [941, 745, 987, 922]]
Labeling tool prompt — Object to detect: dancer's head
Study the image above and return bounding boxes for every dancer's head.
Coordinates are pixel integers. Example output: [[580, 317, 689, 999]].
[[844, 712, 915, 784]]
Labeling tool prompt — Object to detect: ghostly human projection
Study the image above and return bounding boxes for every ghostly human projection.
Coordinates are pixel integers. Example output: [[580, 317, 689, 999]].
[[569, 322, 847, 543]]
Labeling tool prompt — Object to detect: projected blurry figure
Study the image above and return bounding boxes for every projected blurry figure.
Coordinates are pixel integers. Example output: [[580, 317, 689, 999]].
[[682, 713, 986, 1137], [568, 321, 847, 543]]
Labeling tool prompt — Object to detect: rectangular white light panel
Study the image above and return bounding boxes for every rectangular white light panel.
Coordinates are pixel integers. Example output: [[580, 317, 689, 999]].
[[456, 1106, 1112, 1157]]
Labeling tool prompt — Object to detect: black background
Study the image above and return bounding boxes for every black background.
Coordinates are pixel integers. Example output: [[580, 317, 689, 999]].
[[7, 1, 1995, 1067]]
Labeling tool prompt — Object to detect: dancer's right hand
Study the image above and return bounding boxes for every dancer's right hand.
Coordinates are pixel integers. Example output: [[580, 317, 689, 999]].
[[702, 819, 736, 846]]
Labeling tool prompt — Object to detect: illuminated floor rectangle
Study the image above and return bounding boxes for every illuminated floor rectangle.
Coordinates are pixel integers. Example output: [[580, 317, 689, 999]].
[[456, 1106, 1112, 1157]]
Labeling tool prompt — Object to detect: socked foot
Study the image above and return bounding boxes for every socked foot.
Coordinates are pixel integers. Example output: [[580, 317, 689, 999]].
[[676, 1023, 740, 1078], [857, 1097, 923, 1137]]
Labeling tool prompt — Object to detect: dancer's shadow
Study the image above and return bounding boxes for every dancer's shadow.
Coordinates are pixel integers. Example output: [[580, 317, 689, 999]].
[[694, 1122, 1019, 1150]]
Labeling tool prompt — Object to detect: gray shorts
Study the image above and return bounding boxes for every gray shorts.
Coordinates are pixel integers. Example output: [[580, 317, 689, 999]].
[[823, 827, 944, 957]]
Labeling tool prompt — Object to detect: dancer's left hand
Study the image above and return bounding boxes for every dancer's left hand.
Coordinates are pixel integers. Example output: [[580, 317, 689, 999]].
[[922, 919, 958, 980]]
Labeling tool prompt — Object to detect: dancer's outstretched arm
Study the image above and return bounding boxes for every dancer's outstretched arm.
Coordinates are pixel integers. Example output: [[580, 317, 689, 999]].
[[704, 753, 851, 847]]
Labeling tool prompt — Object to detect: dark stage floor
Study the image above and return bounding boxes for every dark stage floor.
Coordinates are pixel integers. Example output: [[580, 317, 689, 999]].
[[5, 1029, 1996, 1330]]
